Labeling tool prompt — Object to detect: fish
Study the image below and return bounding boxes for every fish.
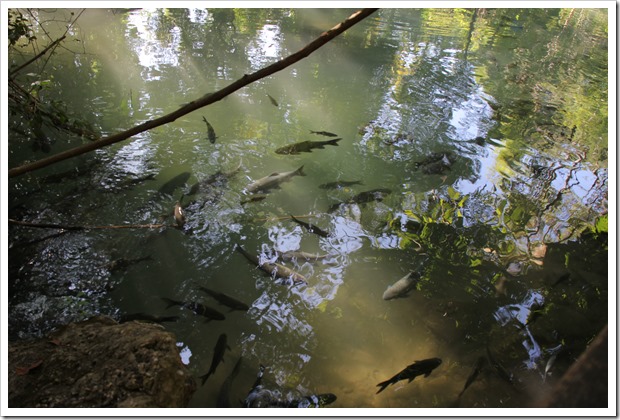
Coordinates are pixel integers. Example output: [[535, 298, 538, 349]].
[[279, 251, 331, 263], [240, 194, 268, 205], [382, 272, 419, 300], [267, 94, 279, 107], [197, 285, 249, 312], [245, 165, 306, 194], [415, 151, 456, 175], [486, 345, 514, 385], [458, 356, 487, 397], [310, 130, 338, 137], [157, 172, 191, 196], [199, 333, 231, 385], [275, 138, 341, 155], [236, 244, 306, 284], [290, 215, 330, 238], [216, 356, 243, 408], [543, 353, 557, 383], [174, 200, 186, 228], [328, 188, 392, 212], [119, 313, 179, 323], [161, 297, 226, 321], [105, 256, 151, 273], [202, 116, 217, 143], [376, 358, 442, 394], [318, 180, 363, 190]]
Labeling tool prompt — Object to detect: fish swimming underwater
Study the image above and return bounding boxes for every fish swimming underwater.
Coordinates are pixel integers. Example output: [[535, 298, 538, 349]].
[[161, 297, 226, 321], [328, 188, 391, 212], [290, 215, 330, 238], [310, 130, 338, 137], [197, 285, 249, 312], [245, 166, 306, 194], [199, 333, 231, 385], [202, 116, 217, 143], [382, 272, 419, 300], [236, 244, 307, 284], [275, 138, 341, 155], [376, 358, 442, 394]]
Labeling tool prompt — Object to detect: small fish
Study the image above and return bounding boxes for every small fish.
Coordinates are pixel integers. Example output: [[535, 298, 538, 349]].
[[328, 188, 391, 212], [382, 272, 418, 300], [202, 116, 218, 143], [197, 285, 249, 312], [161, 297, 226, 321], [216, 356, 243, 408], [279, 251, 330, 263], [275, 138, 341, 155], [290, 214, 329, 238], [200, 333, 231, 385], [543, 353, 557, 383], [245, 166, 306, 194], [318, 180, 363, 190], [236, 244, 306, 284], [376, 358, 442, 394], [310, 130, 338, 137], [458, 356, 487, 397], [119, 313, 179, 323], [241, 194, 268, 205], [267, 94, 279, 107], [174, 200, 186, 228]]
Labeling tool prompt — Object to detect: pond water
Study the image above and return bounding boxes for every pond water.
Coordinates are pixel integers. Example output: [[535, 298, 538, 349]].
[[7, 8, 609, 409]]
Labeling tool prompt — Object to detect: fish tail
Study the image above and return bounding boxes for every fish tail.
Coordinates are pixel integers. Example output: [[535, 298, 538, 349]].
[[200, 372, 212, 386], [327, 138, 342, 146], [161, 297, 178, 309], [375, 379, 393, 394], [296, 165, 306, 176]]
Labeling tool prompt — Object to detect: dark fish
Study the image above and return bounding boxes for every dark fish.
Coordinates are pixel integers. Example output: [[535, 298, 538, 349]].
[[328, 188, 391, 212], [245, 166, 306, 194], [105, 256, 151, 273], [310, 130, 338, 137], [376, 358, 442, 394], [279, 250, 330, 263], [486, 345, 514, 385], [236, 244, 306, 284], [290, 215, 329, 238], [202, 116, 218, 143], [158, 172, 191, 196], [161, 297, 226, 321], [318, 180, 363, 190], [275, 138, 341, 155], [241, 194, 268, 205], [197, 285, 249, 312], [119, 313, 179, 324], [267, 94, 279, 107], [216, 356, 243, 408], [458, 356, 487, 397], [200, 333, 231, 385]]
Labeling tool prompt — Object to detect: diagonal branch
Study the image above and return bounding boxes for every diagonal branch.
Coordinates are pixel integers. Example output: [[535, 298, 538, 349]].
[[8, 8, 379, 178]]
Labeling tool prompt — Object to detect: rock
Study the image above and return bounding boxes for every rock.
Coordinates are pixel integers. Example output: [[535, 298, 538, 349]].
[[8, 316, 196, 408]]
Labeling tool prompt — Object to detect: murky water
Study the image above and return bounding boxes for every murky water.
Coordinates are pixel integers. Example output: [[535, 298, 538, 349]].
[[7, 8, 609, 409]]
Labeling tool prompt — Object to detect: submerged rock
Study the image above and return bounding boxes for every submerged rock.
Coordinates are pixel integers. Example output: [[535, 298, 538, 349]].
[[8, 316, 196, 408]]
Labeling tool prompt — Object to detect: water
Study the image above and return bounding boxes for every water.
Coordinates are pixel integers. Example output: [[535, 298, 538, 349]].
[[7, 8, 609, 409]]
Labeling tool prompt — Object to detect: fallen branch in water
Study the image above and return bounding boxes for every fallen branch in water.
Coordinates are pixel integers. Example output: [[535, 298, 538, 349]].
[[8, 8, 379, 178], [9, 218, 170, 230]]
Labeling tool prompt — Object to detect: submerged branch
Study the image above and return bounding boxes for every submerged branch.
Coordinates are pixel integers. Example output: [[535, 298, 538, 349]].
[[9, 219, 169, 230], [8, 8, 379, 178]]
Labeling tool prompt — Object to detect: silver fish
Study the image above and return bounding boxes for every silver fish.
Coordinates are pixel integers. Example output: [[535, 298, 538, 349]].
[[382, 272, 418, 300], [245, 165, 305, 194]]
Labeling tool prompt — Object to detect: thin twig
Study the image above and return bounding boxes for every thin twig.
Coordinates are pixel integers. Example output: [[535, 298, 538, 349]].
[[8, 8, 379, 178], [9, 35, 66, 77], [9, 218, 170, 230]]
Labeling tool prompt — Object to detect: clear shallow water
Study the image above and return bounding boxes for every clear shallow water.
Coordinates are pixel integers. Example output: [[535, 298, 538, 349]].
[[7, 8, 608, 409]]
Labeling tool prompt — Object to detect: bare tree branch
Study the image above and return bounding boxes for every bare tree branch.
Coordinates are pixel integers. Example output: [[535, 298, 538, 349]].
[[8, 8, 379, 178]]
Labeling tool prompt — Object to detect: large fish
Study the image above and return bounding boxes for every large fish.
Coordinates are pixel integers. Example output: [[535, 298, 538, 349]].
[[161, 297, 226, 321], [200, 333, 231, 385], [275, 138, 341, 155], [245, 166, 306, 194], [197, 285, 249, 312], [216, 356, 243, 408], [236, 244, 306, 284], [382, 272, 419, 300], [376, 358, 442, 394], [279, 250, 331, 263], [158, 172, 191, 196], [290, 215, 330, 238], [328, 188, 391, 212]]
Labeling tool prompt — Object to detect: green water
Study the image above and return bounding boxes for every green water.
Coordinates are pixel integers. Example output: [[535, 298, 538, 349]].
[[7, 8, 609, 408]]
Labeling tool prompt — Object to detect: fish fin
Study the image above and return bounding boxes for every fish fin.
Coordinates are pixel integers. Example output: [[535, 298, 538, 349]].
[[327, 138, 342, 146], [200, 372, 211, 386], [296, 165, 306, 176], [375, 380, 392, 394]]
